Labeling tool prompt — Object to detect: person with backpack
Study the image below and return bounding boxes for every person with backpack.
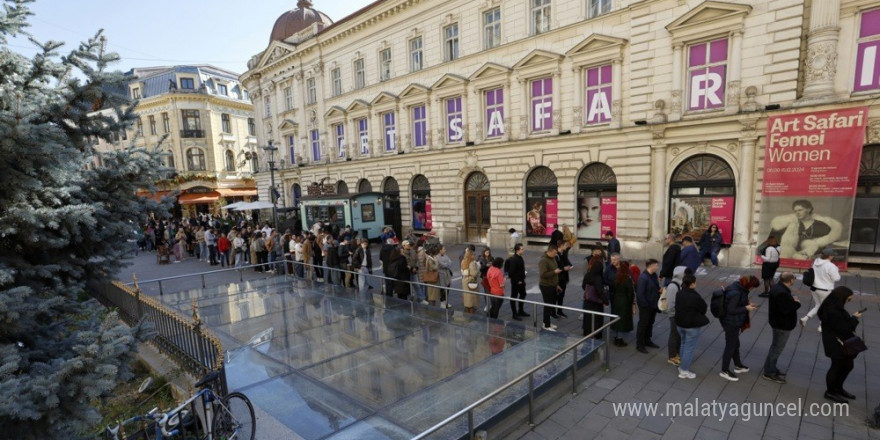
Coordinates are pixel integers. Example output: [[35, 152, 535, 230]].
[[718, 275, 760, 382], [759, 235, 781, 298], [674, 272, 709, 379], [762, 272, 800, 384], [635, 259, 662, 353], [801, 248, 841, 330], [659, 266, 688, 366], [610, 261, 635, 347], [818, 286, 864, 403]]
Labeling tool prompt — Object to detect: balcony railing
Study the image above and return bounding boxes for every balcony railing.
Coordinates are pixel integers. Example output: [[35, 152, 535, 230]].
[[180, 129, 205, 138]]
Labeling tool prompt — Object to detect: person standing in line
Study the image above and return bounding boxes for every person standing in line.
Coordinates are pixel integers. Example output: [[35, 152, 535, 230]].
[[677, 236, 701, 273], [402, 241, 422, 303], [762, 272, 800, 384], [487, 257, 506, 319], [659, 234, 681, 287], [338, 238, 352, 287], [698, 224, 724, 267], [195, 225, 206, 261], [635, 259, 662, 353], [389, 248, 411, 300], [661, 266, 689, 366], [555, 240, 574, 318], [424, 245, 441, 306], [550, 225, 564, 248], [759, 236, 781, 298], [253, 232, 267, 272], [293, 236, 304, 277], [610, 260, 635, 347], [301, 234, 313, 280], [818, 286, 863, 403], [605, 231, 621, 257], [674, 272, 709, 379], [437, 245, 454, 308], [217, 232, 230, 267], [581, 248, 607, 339], [478, 247, 494, 313], [539, 244, 562, 331], [801, 248, 841, 330], [265, 230, 277, 273], [507, 228, 520, 257], [461, 248, 480, 313], [379, 239, 396, 295], [233, 230, 245, 267], [205, 227, 218, 266], [325, 237, 341, 285], [507, 244, 528, 320], [719, 275, 760, 382], [352, 238, 373, 294]]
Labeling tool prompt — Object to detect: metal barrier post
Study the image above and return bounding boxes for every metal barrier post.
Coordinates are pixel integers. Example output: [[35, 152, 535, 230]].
[[528, 373, 535, 426], [158, 280, 164, 296], [239, 268, 243, 282], [533, 303, 538, 329], [467, 411, 474, 440], [603, 322, 612, 371], [571, 347, 578, 395], [201, 274, 206, 288]]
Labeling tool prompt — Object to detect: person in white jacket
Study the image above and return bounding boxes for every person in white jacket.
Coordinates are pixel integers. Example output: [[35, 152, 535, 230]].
[[801, 248, 841, 329]]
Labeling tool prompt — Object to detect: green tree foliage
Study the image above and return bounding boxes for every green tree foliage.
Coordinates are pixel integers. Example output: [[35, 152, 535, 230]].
[[0, 1, 170, 436]]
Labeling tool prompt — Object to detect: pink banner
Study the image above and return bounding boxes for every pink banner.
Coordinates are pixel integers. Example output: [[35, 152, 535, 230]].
[[425, 199, 433, 230], [545, 199, 558, 236], [710, 197, 734, 244], [600, 197, 616, 237]]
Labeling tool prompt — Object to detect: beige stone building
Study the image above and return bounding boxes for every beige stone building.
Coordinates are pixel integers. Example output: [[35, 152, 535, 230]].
[[94, 65, 259, 216], [241, 0, 880, 267]]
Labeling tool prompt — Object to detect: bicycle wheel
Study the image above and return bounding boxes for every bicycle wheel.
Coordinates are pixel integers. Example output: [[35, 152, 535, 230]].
[[212, 392, 255, 440]]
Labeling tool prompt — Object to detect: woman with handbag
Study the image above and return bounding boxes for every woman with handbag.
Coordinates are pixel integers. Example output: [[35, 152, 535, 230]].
[[424, 244, 441, 305], [818, 286, 865, 403], [437, 245, 454, 308], [581, 249, 607, 339], [610, 261, 635, 346], [759, 235, 781, 298], [487, 257, 506, 319], [461, 248, 480, 313]]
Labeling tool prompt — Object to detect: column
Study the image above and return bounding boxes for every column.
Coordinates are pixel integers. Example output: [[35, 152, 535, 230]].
[[611, 58, 623, 129], [650, 143, 667, 241], [733, 138, 756, 245], [551, 70, 561, 135], [800, 0, 840, 101], [725, 30, 743, 115], [461, 89, 470, 145], [502, 80, 511, 142], [670, 44, 683, 122], [572, 66, 584, 134]]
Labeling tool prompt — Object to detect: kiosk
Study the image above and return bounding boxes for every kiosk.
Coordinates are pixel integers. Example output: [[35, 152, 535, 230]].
[[299, 192, 386, 241]]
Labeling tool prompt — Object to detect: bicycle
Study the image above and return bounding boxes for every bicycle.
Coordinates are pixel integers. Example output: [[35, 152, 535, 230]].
[[104, 371, 255, 440]]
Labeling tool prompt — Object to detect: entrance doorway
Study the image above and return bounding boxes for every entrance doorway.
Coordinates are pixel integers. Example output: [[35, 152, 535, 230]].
[[850, 145, 880, 258], [464, 172, 490, 242], [383, 177, 402, 237]]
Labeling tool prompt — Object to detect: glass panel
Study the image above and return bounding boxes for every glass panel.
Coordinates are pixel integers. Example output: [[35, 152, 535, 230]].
[[853, 197, 880, 218], [468, 196, 477, 224], [671, 187, 701, 196], [703, 186, 736, 195], [481, 195, 491, 226], [850, 219, 878, 244]]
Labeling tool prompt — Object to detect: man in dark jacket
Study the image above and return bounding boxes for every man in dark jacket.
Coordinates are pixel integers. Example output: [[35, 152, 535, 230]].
[[538, 244, 562, 331], [351, 239, 373, 294], [555, 240, 574, 318], [605, 231, 621, 257], [325, 239, 341, 285], [507, 244, 528, 320], [635, 259, 662, 353], [660, 234, 681, 286], [762, 272, 800, 383], [719, 276, 759, 381], [338, 238, 352, 287], [379, 239, 396, 295], [677, 236, 701, 273]]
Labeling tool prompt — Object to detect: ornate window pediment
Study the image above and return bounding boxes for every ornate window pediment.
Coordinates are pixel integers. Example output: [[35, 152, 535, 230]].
[[665, 0, 751, 43], [370, 91, 398, 107], [578, 163, 617, 186], [279, 118, 298, 132], [567, 34, 628, 67], [513, 49, 563, 80], [400, 83, 430, 99], [466, 172, 490, 191], [671, 154, 735, 183], [324, 106, 346, 120], [431, 73, 468, 91], [470, 63, 511, 81], [346, 99, 371, 113]]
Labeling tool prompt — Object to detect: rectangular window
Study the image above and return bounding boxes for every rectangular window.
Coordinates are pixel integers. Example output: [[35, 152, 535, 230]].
[[445, 96, 463, 143], [687, 37, 728, 111], [588, 0, 612, 18], [380, 48, 392, 81], [357, 118, 370, 156], [855, 8, 880, 92], [530, 78, 553, 131], [354, 58, 365, 89], [331, 68, 342, 96], [288, 135, 296, 165], [311, 129, 321, 161], [306, 78, 316, 105], [284, 86, 293, 110], [334, 123, 346, 158], [412, 104, 427, 148], [264, 96, 271, 115], [585, 64, 612, 124], [410, 37, 423, 72], [221, 113, 231, 133], [532, 0, 551, 35], [181, 110, 201, 130], [218, 84, 228, 96], [148, 115, 157, 135], [484, 88, 505, 138], [444, 24, 459, 61], [136, 117, 143, 135], [180, 78, 194, 89], [131, 87, 141, 99], [484, 8, 501, 49], [247, 118, 256, 136], [162, 112, 170, 133], [382, 112, 396, 152]]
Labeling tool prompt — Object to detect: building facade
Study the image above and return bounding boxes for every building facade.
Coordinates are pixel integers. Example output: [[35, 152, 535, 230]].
[[241, 0, 880, 266], [94, 65, 260, 216]]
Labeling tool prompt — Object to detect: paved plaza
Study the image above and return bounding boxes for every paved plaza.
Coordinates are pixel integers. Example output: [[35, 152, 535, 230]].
[[118, 245, 880, 439]]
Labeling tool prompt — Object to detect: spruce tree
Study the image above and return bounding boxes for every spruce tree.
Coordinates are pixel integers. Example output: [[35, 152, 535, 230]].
[[0, 1, 171, 437]]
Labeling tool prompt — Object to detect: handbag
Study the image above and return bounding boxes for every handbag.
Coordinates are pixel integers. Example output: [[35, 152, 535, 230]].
[[584, 284, 604, 305], [423, 270, 439, 284], [467, 282, 479, 290], [838, 335, 868, 357]]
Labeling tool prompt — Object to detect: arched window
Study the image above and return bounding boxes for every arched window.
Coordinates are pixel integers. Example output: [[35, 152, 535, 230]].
[[186, 148, 206, 171], [383, 177, 399, 195], [291, 183, 301, 207], [525, 166, 558, 237], [225, 150, 235, 172], [669, 154, 735, 243], [577, 163, 617, 239], [166, 150, 176, 170], [358, 178, 372, 193], [412, 175, 431, 230], [337, 180, 349, 195]]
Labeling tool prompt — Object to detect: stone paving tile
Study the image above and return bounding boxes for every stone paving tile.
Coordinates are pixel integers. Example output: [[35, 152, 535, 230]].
[[517, 430, 548, 440], [695, 425, 730, 440], [532, 417, 567, 440], [637, 414, 672, 435], [547, 401, 592, 429], [570, 413, 611, 435], [627, 427, 664, 440], [659, 422, 698, 440]]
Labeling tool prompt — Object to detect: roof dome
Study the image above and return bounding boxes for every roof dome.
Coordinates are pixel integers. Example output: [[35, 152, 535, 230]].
[[270, 0, 333, 43]]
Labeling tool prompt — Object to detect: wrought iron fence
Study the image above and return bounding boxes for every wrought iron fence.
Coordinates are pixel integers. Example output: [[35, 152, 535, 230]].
[[93, 280, 226, 394]]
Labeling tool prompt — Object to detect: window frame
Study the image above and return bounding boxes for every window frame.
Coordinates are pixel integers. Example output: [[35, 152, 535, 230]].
[[483, 8, 501, 50], [484, 87, 505, 139], [247, 118, 256, 136], [357, 117, 370, 156], [181, 109, 201, 130], [331, 68, 342, 96], [225, 149, 235, 172], [532, 0, 551, 35], [186, 147, 206, 171], [284, 86, 293, 110], [217, 84, 228, 96], [445, 95, 464, 143], [444, 23, 460, 61], [529, 77, 553, 132], [148, 115, 157, 135], [180, 77, 195, 89], [587, 0, 612, 19], [685, 37, 729, 112], [306, 77, 317, 105], [288, 135, 297, 165], [334, 123, 346, 158], [410, 37, 423, 72], [584, 64, 613, 125], [221, 113, 232, 134], [264, 95, 271, 116], [380, 48, 393, 81], [354, 58, 365, 89], [382, 111, 396, 152], [162, 112, 170, 133], [131, 87, 141, 99], [854, 8, 880, 93], [310, 129, 321, 162], [411, 104, 428, 148]]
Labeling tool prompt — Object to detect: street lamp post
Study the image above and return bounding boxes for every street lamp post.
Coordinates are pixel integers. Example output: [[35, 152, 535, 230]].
[[263, 140, 279, 233]]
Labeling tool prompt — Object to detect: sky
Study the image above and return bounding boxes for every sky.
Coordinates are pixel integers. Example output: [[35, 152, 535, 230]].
[[6, 0, 374, 76]]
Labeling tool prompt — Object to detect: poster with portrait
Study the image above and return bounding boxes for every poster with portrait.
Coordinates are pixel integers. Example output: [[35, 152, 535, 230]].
[[526, 198, 557, 236], [669, 197, 734, 244], [577, 194, 617, 238], [412, 198, 432, 230], [757, 107, 867, 269]]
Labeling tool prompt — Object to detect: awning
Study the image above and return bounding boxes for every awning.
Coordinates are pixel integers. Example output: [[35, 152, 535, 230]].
[[217, 187, 257, 197], [138, 190, 173, 202], [178, 191, 220, 205]]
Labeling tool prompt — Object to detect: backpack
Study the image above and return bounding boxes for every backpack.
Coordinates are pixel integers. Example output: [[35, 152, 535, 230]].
[[710, 287, 728, 319], [658, 281, 679, 312], [802, 267, 815, 289]]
